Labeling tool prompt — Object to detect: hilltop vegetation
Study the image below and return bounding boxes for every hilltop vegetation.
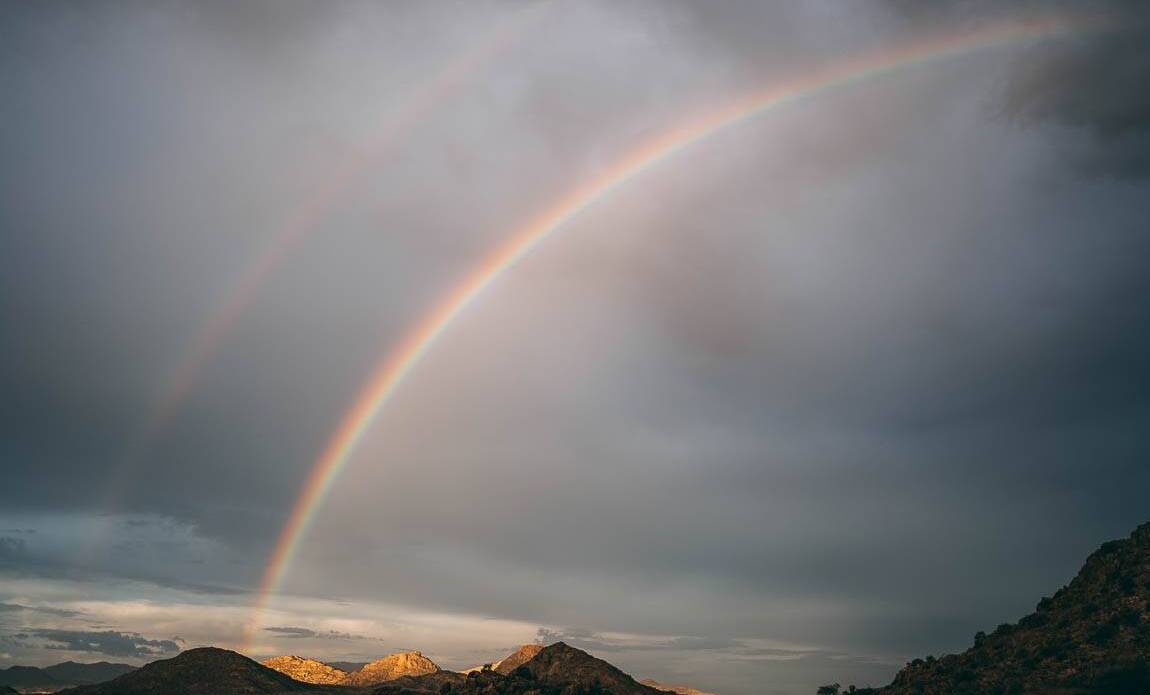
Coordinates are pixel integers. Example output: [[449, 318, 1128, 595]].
[[819, 523, 1150, 695]]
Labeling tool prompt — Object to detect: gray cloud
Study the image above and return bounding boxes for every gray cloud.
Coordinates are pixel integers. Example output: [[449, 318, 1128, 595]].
[[265, 626, 316, 639], [264, 626, 380, 642], [888, 0, 1150, 178], [31, 630, 182, 658]]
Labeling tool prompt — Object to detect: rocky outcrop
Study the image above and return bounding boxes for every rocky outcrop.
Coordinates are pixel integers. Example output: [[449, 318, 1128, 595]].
[[261, 656, 349, 685], [342, 650, 438, 686], [639, 679, 717, 695], [493, 644, 544, 675]]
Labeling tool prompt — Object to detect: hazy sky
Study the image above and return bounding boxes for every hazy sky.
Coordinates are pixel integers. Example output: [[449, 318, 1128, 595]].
[[2, 2, 1149, 694]]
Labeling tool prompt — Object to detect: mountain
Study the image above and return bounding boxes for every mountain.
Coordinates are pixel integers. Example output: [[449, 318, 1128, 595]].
[[639, 679, 717, 695], [0, 661, 135, 690], [0, 665, 63, 690], [56, 647, 338, 694], [463, 644, 546, 675], [364, 643, 666, 695], [829, 522, 1150, 695], [42, 643, 678, 695], [2, 686, 18, 695], [513, 642, 665, 694], [493, 644, 544, 675], [341, 651, 438, 687], [262, 656, 349, 685], [326, 662, 367, 674]]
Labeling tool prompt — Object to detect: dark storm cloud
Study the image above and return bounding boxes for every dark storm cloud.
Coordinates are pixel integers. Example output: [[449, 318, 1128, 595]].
[[887, 0, 1150, 178], [32, 629, 181, 658], [1004, 12, 1150, 177]]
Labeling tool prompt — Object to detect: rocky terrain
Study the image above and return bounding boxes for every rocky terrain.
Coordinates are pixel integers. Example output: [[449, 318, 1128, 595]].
[[379, 642, 668, 695], [640, 679, 717, 695], [492, 643, 544, 675], [463, 644, 544, 675], [342, 651, 439, 687], [262, 656, 350, 686], [823, 522, 1150, 694]]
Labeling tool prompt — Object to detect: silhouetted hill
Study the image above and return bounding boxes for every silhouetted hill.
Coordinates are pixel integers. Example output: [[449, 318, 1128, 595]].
[[0, 664, 63, 690], [0, 660, 136, 690], [826, 522, 1150, 695], [44, 661, 135, 685], [57, 647, 340, 694], [2, 685, 18, 695]]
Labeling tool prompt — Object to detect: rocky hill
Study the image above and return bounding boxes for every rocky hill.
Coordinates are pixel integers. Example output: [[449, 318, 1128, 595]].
[[262, 656, 349, 685], [56, 647, 338, 694], [639, 679, 717, 695], [355, 643, 667, 695], [828, 522, 1150, 695], [513, 642, 665, 694], [341, 651, 438, 687], [493, 644, 544, 675]]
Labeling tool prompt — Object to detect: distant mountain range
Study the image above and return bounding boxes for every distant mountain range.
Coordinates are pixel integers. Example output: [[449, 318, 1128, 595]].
[[54, 642, 674, 695], [0, 661, 134, 691]]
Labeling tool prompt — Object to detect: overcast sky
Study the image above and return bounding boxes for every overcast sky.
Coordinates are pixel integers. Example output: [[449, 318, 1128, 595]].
[[2, 2, 1149, 694]]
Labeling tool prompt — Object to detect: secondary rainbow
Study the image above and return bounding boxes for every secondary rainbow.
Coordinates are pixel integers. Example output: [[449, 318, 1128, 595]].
[[97, 3, 551, 540], [243, 14, 1101, 651], [138, 1, 551, 445]]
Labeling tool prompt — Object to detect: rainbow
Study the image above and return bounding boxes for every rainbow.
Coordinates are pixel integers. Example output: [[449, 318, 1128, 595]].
[[242, 14, 1102, 651]]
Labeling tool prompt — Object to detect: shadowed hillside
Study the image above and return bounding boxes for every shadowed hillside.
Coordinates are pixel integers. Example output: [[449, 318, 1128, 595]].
[[821, 522, 1150, 695]]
